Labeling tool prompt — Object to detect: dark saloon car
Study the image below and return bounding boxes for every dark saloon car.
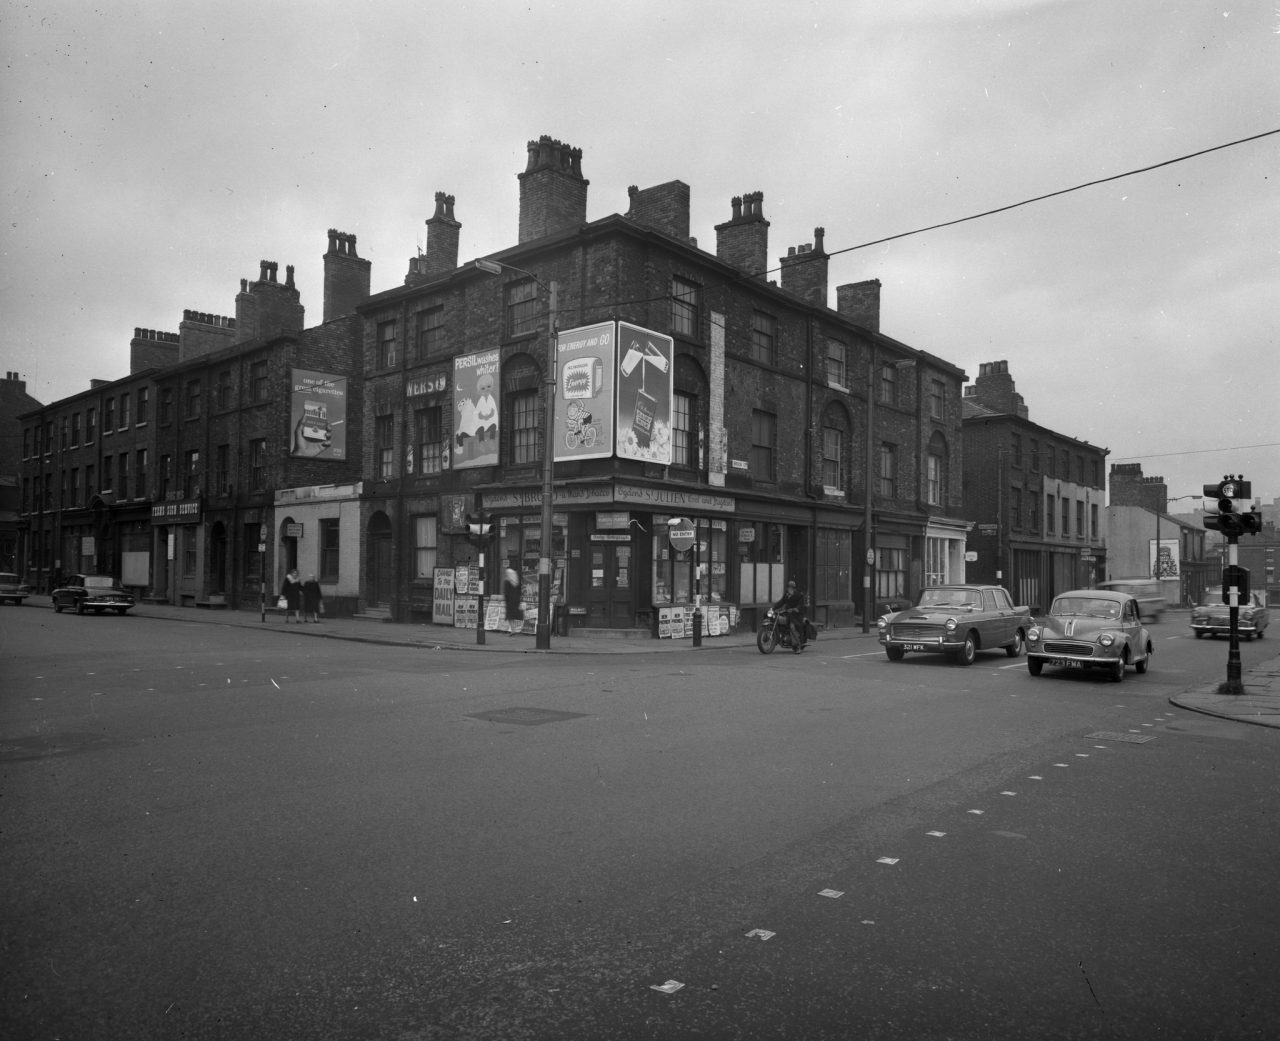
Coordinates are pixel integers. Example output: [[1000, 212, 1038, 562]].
[[51, 574, 135, 615], [1026, 589, 1152, 682], [1191, 588, 1269, 640], [0, 571, 31, 605], [878, 584, 1033, 665]]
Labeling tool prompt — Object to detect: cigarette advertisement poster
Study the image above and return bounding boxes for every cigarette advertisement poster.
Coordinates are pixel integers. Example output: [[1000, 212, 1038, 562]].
[[615, 322, 673, 464], [554, 321, 616, 462], [290, 370, 348, 460], [453, 349, 501, 469]]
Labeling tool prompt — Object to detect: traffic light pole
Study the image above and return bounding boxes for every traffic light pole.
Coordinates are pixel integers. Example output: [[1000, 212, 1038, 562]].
[[1220, 535, 1243, 696]]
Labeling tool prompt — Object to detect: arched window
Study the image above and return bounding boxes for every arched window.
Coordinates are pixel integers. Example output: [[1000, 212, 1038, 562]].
[[501, 353, 544, 466]]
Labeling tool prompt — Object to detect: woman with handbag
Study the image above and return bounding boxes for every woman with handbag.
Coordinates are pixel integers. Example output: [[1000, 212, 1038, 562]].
[[280, 568, 303, 624]]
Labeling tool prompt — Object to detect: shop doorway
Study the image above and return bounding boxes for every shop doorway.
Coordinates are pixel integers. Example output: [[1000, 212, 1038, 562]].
[[586, 540, 633, 628], [367, 512, 394, 608], [209, 522, 227, 594]]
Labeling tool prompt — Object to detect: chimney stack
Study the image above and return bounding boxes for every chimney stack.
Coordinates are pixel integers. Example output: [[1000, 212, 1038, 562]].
[[236, 259, 305, 342], [970, 360, 1029, 419], [178, 310, 237, 360], [836, 279, 881, 332], [626, 181, 691, 243], [324, 229, 372, 320], [130, 327, 180, 373], [407, 193, 461, 285], [780, 227, 829, 306], [517, 135, 588, 243], [715, 191, 769, 279]]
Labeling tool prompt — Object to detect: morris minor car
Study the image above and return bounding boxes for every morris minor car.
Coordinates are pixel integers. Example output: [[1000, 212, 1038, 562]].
[[878, 584, 1032, 665], [1191, 588, 1269, 640], [51, 574, 135, 615], [1026, 589, 1152, 682]]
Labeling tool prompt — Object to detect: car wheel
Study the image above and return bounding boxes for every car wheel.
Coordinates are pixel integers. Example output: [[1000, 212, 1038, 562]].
[[1110, 656, 1125, 683], [1028, 658, 1043, 677], [76, 600, 85, 615], [53, 600, 63, 613], [886, 644, 905, 662], [1135, 646, 1150, 674], [953, 633, 978, 666], [116, 607, 128, 616], [1005, 631, 1025, 658], [1193, 631, 1203, 638]]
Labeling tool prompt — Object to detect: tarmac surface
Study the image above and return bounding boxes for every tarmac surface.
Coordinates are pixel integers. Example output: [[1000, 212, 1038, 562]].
[[112, 601, 1280, 731]]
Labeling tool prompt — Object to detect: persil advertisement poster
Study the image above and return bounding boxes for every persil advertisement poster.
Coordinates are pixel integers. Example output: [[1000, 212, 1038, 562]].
[[290, 370, 348, 460], [453, 349, 501, 469], [615, 322, 673, 464], [554, 321, 616, 462]]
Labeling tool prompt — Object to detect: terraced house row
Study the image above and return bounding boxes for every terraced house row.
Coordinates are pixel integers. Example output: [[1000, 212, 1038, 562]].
[[13, 135, 1115, 636]]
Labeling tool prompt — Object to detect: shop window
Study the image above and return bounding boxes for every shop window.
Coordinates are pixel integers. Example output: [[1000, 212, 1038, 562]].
[[243, 523, 263, 580], [182, 526, 197, 577], [876, 547, 907, 601], [815, 527, 852, 602]]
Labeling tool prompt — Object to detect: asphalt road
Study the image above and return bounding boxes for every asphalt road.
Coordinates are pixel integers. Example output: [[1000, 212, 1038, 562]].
[[2, 607, 1278, 1040]]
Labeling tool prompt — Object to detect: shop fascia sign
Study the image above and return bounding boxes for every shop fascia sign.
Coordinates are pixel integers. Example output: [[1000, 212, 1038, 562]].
[[481, 482, 735, 515], [151, 499, 201, 523]]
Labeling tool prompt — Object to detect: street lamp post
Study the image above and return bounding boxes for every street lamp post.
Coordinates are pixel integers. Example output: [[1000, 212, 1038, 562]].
[[475, 260, 558, 649]]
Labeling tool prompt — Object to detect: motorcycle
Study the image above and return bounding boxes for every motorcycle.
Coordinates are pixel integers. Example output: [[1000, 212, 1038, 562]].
[[757, 607, 810, 654]]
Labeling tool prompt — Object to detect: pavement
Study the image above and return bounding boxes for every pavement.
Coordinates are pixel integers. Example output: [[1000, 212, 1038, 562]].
[[106, 601, 1280, 730]]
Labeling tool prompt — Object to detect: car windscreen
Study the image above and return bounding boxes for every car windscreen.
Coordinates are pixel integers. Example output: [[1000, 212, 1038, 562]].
[[917, 588, 981, 609], [1050, 597, 1121, 619]]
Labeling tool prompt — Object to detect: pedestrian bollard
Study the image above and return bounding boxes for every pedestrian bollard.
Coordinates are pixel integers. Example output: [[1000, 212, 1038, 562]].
[[692, 606, 702, 647]]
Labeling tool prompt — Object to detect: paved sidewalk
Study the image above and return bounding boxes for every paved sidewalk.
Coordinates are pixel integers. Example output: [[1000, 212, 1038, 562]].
[[128, 602, 1280, 728]]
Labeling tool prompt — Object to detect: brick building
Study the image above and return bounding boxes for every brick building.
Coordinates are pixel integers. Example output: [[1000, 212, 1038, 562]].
[[357, 136, 969, 634], [18, 232, 369, 610], [1, 371, 43, 571], [962, 361, 1108, 611]]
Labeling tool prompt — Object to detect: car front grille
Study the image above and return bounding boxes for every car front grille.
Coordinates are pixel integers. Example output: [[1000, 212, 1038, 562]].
[[889, 623, 944, 640], [1043, 641, 1095, 657]]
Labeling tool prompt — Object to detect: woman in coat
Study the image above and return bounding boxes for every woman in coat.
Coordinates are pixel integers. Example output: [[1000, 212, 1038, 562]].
[[302, 574, 323, 623], [281, 568, 303, 623]]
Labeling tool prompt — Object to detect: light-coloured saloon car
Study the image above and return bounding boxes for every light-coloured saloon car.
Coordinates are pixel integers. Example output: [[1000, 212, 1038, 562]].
[[1026, 589, 1152, 682]]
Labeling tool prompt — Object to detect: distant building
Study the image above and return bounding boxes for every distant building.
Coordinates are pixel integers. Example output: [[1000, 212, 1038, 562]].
[[962, 361, 1108, 611], [0, 371, 42, 571]]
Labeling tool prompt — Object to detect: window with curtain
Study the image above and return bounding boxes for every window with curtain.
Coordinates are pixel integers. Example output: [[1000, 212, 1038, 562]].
[[750, 410, 776, 480], [507, 390, 540, 465], [414, 516, 437, 579]]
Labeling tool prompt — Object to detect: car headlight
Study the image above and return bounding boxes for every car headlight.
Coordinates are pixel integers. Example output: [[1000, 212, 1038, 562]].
[[877, 618, 887, 632], [944, 617, 958, 632], [1099, 633, 1115, 647], [1027, 628, 1040, 643]]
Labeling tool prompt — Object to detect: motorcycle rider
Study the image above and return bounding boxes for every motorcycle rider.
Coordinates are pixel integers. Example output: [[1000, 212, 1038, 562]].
[[773, 580, 808, 653]]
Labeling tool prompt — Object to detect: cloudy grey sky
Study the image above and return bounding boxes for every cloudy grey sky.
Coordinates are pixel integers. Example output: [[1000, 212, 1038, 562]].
[[3, 0, 1277, 504]]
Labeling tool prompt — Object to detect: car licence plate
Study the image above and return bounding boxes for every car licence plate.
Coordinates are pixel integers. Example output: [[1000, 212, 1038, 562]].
[[906, 643, 932, 651], [1049, 658, 1080, 667]]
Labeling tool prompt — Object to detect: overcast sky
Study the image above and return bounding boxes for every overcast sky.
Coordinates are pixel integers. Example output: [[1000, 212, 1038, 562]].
[[3, 0, 1277, 506]]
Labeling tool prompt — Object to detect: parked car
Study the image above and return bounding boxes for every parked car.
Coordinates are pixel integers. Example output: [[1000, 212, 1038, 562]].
[[51, 574, 135, 615], [0, 572, 31, 605], [1191, 588, 1269, 640], [878, 584, 1032, 665], [1096, 578, 1165, 622], [1026, 589, 1152, 682]]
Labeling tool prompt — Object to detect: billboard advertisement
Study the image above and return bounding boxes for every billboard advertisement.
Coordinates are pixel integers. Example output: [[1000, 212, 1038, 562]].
[[1149, 538, 1181, 578], [453, 348, 501, 469], [615, 322, 673, 464], [554, 321, 616, 462], [290, 370, 348, 460]]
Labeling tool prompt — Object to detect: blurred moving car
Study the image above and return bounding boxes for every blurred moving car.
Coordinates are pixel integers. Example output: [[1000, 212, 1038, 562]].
[[51, 574, 135, 615], [1026, 589, 1152, 682], [878, 584, 1032, 665], [1191, 588, 1269, 640], [1096, 578, 1165, 622], [0, 572, 31, 605]]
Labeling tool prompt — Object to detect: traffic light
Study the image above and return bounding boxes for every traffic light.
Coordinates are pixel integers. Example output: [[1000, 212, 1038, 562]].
[[1203, 476, 1252, 537], [1238, 508, 1262, 536]]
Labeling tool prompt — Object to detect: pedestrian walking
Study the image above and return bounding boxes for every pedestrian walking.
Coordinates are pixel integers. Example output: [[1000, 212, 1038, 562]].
[[302, 574, 323, 622], [280, 568, 303, 623], [503, 561, 524, 635]]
